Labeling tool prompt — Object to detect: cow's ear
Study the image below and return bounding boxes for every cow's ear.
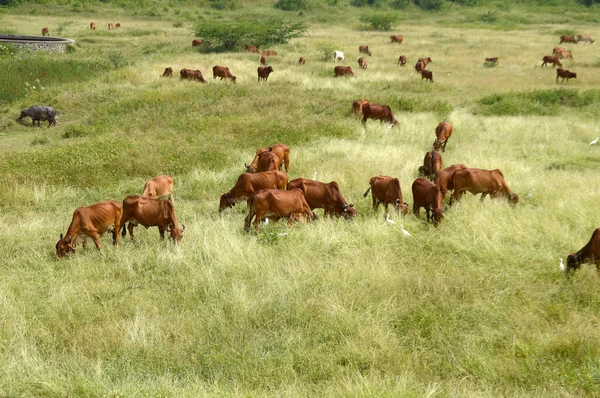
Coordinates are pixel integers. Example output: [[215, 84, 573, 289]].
[[60, 233, 63, 240], [232, 202, 236, 207]]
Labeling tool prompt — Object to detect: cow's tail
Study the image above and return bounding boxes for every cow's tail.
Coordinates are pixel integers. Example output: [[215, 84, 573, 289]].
[[363, 186, 371, 198], [121, 224, 127, 238]]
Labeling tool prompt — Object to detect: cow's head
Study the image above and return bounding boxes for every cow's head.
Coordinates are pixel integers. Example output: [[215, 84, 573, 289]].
[[433, 139, 442, 151], [341, 203, 358, 219], [396, 199, 409, 216], [168, 224, 185, 245], [245, 163, 256, 173], [508, 193, 519, 206], [431, 206, 444, 225], [55, 233, 74, 260], [566, 253, 580, 272], [266, 66, 274, 74], [219, 193, 234, 212], [18, 110, 26, 120]]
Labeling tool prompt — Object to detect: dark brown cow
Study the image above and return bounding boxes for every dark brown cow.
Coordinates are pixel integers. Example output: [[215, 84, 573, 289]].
[[161, 67, 173, 77], [419, 150, 443, 181], [115, 23, 121, 28], [245, 151, 281, 173], [287, 178, 357, 219], [412, 178, 443, 225], [566, 228, 600, 272], [484, 57, 498, 65], [359, 45, 372, 56], [361, 103, 398, 127], [219, 171, 288, 211], [246, 144, 290, 173], [142, 175, 174, 202], [180, 68, 206, 83], [257, 65, 274, 82], [260, 55, 267, 65], [556, 68, 577, 83], [420, 69, 433, 82], [363, 175, 409, 216], [192, 39, 204, 47], [560, 35, 577, 44], [299, 57, 306, 65], [108, 23, 115, 30], [415, 61, 425, 73], [577, 34, 594, 43], [352, 98, 369, 115], [390, 35, 403, 44], [435, 164, 467, 200], [213, 65, 236, 82], [334, 65, 355, 77], [358, 57, 368, 70], [398, 55, 407, 66], [244, 189, 315, 232], [541, 55, 563, 68], [262, 50, 278, 56], [42, 27, 49, 36], [246, 45, 259, 53], [90, 22, 96, 30], [120, 196, 184, 245], [433, 121, 453, 152], [450, 168, 519, 206], [55, 200, 122, 259]]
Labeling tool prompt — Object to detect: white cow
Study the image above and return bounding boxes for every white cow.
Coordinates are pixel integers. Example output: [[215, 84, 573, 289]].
[[334, 51, 344, 63]]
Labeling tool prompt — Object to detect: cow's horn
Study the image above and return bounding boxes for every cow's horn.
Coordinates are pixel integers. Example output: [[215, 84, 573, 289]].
[[349, 203, 354, 207], [244, 163, 248, 168], [181, 224, 186, 231]]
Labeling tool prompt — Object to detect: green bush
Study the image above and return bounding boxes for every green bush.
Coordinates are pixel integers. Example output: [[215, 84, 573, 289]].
[[107, 51, 127, 69], [359, 13, 397, 31], [31, 136, 49, 146], [207, 0, 239, 10], [316, 41, 337, 61], [390, 0, 411, 9], [62, 125, 85, 139], [275, 0, 308, 11], [414, 0, 444, 11], [172, 21, 183, 28]]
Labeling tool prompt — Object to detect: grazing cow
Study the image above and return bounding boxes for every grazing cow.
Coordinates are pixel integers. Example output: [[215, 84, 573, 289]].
[[19, 105, 57, 127], [192, 39, 204, 47], [484, 57, 498, 65], [245, 151, 281, 173], [435, 164, 467, 200], [390, 35, 403, 44], [334, 51, 344, 63], [433, 121, 452, 152], [244, 189, 316, 232], [419, 150, 443, 181], [246, 45, 259, 53], [556, 68, 577, 83], [161, 67, 173, 77], [398, 55, 407, 66], [246, 144, 290, 173], [55, 200, 122, 260], [212, 65, 236, 82], [358, 57, 368, 70], [108, 23, 115, 30], [542, 55, 563, 68], [42, 27, 49, 36], [90, 22, 96, 30], [260, 55, 267, 65], [299, 57, 306, 65], [180, 69, 206, 83], [566, 228, 600, 273], [361, 103, 398, 127], [257, 65, 274, 82], [220, 171, 288, 212], [450, 168, 519, 206], [418, 57, 432, 67], [553, 47, 565, 56], [363, 176, 409, 216], [262, 50, 278, 56], [412, 178, 443, 225], [558, 49, 573, 59], [142, 175, 174, 202], [415, 61, 426, 73], [120, 196, 184, 245], [577, 34, 595, 43], [115, 23, 121, 28], [334, 65, 355, 77], [420, 69, 433, 82], [287, 179, 357, 219], [352, 98, 369, 115], [560, 35, 577, 44], [359, 45, 372, 56]]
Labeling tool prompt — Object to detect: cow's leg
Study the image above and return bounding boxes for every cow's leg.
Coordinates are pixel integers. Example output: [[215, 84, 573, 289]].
[[158, 226, 165, 240], [128, 223, 136, 240], [253, 215, 261, 232], [89, 231, 104, 255], [480, 192, 488, 201], [442, 140, 448, 152], [82, 237, 87, 252], [372, 196, 379, 212], [412, 204, 420, 217], [425, 208, 431, 222]]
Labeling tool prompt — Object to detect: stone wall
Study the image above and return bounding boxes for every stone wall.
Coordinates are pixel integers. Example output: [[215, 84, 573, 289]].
[[0, 35, 75, 53]]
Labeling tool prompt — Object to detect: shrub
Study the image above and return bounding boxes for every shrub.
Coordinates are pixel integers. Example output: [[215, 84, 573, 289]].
[[316, 41, 337, 61], [63, 125, 85, 139], [351, 0, 383, 6], [66, 44, 76, 53], [414, 0, 444, 11], [275, 0, 308, 11], [107, 51, 127, 69], [173, 21, 183, 28], [208, 0, 240, 10], [390, 0, 411, 9], [31, 136, 49, 146], [359, 13, 397, 31]]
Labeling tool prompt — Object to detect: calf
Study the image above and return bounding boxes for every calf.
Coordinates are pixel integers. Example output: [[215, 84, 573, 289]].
[[556, 68, 577, 83], [358, 57, 368, 70], [352, 98, 369, 115], [299, 57, 306, 65], [419, 150, 443, 181], [435, 164, 467, 200], [142, 175, 174, 202], [433, 121, 452, 152], [244, 189, 315, 232], [334, 65, 355, 77], [262, 50, 278, 56], [541, 55, 562, 68], [213, 65, 236, 82], [390, 35, 403, 44], [420, 69, 433, 82], [260, 55, 267, 65], [55, 200, 122, 259], [363, 175, 409, 216], [220, 171, 288, 211], [450, 168, 519, 206], [560, 35, 577, 44], [246, 45, 259, 53], [412, 178, 443, 225], [42, 27, 49, 36], [192, 39, 204, 47], [257, 65, 274, 82], [398, 55, 407, 66], [287, 179, 357, 219], [19, 105, 57, 127], [245, 151, 281, 173], [120, 196, 184, 245], [361, 103, 398, 127], [577, 34, 594, 43], [161, 67, 173, 77], [359, 45, 372, 56], [90, 22, 96, 30], [334, 51, 344, 63], [246, 144, 290, 173], [566, 228, 600, 273]]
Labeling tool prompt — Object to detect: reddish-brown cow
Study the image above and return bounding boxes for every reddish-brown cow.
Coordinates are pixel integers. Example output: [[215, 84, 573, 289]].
[[161, 67, 173, 77], [287, 179, 357, 219], [363, 175, 409, 216], [42, 27, 49, 36], [246, 45, 259, 53], [398, 55, 407, 66], [219, 171, 288, 211], [115, 23, 121, 28], [90, 22, 96, 30], [435, 164, 467, 200], [108, 23, 115, 30], [359, 45, 372, 56], [334, 65, 355, 77], [358, 57, 368, 70], [246, 144, 290, 173], [180, 69, 206, 82], [257, 65, 274, 82], [245, 151, 281, 173], [433, 121, 453, 152], [142, 175, 174, 202], [192, 39, 204, 47], [244, 189, 316, 232], [213, 65, 236, 82], [541, 55, 563, 68], [420, 69, 433, 82], [552, 47, 565, 56], [566, 228, 600, 273], [352, 98, 369, 115], [262, 50, 278, 56], [120, 196, 184, 245], [260, 55, 267, 65], [556, 68, 577, 83], [412, 178, 443, 225], [419, 150, 443, 181], [361, 103, 399, 127], [390, 35, 403, 44], [450, 168, 519, 206], [577, 34, 594, 43], [560, 35, 577, 43], [299, 57, 306, 65]]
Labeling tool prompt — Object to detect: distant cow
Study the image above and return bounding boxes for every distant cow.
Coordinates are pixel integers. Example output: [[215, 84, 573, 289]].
[[245, 151, 281, 173], [556, 68, 577, 83], [257, 65, 274, 82], [420, 70, 433, 82], [359, 45, 372, 56], [566, 228, 600, 273], [142, 175, 174, 202], [161, 67, 173, 77], [260, 55, 267, 65], [558, 49, 573, 59], [55, 200, 122, 259], [213, 65, 236, 82], [299, 57, 306, 65], [398, 55, 407, 66], [262, 50, 278, 56], [363, 175, 409, 216], [19, 105, 57, 127], [89, 22, 96, 30], [358, 57, 368, 70], [244, 189, 315, 232], [334, 51, 344, 63], [220, 171, 288, 212], [484, 57, 498, 66], [246, 144, 290, 173], [287, 179, 357, 219], [552, 47, 565, 56], [418, 57, 432, 67], [415, 61, 425, 73], [577, 34, 594, 43], [412, 178, 443, 225], [192, 39, 204, 47], [115, 23, 121, 28], [560, 35, 577, 44], [246, 45, 259, 53], [120, 196, 184, 245], [180, 68, 206, 82], [390, 35, 403, 44], [352, 98, 369, 115], [433, 121, 453, 152], [108, 23, 115, 30], [542, 55, 562, 68], [361, 103, 398, 127], [450, 168, 519, 206], [334, 65, 355, 77], [42, 27, 49, 36], [419, 150, 443, 181], [435, 164, 467, 200]]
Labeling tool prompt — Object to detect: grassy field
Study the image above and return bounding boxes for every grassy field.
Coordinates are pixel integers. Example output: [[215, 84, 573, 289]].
[[1, 3, 600, 396]]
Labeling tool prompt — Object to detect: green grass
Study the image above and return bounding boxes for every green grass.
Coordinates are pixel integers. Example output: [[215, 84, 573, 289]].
[[1, 6, 600, 397]]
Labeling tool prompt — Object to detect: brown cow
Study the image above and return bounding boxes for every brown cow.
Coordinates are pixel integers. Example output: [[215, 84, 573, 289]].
[[558, 49, 573, 59], [484, 57, 498, 65], [363, 176, 409, 216], [262, 50, 278, 56], [245, 151, 281, 173], [433, 121, 452, 152], [299, 57, 306, 65], [435, 164, 467, 200], [566, 228, 600, 273], [90, 22, 96, 30], [359, 45, 372, 56], [542, 55, 563, 68], [412, 178, 443, 225], [260, 55, 267, 65], [213, 65, 236, 82], [556, 68, 577, 83], [398, 55, 407, 66], [361, 103, 398, 127], [246, 144, 290, 172], [115, 23, 121, 28], [419, 150, 443, 181], [220, 171, 288, 212], [390, 35, 403, 44], [418, 57, 432, 67], [55, 200, 122, 259], [577, 34, 594, 43], [334, 65, 355, 77], [120, 196, 184, 245], [420, 69, 433, 82], [552, 47, 565, 56], [108, 23, 115, 30], [560, 35, 577, 44], [161, 67, 173, 77], [358, 57, 368, 70], [352, 98, 369, 115], [142, 175, 174, 202], [192, 39, 204, 47], [257, 65, 274, 82], [180, 69, 206, 83], [244, 189, 316, 232], [246, 45, 259, 53], [450, 168, 519, 206], [287, 179, 357, 219], [42, 27, 49, 36]]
